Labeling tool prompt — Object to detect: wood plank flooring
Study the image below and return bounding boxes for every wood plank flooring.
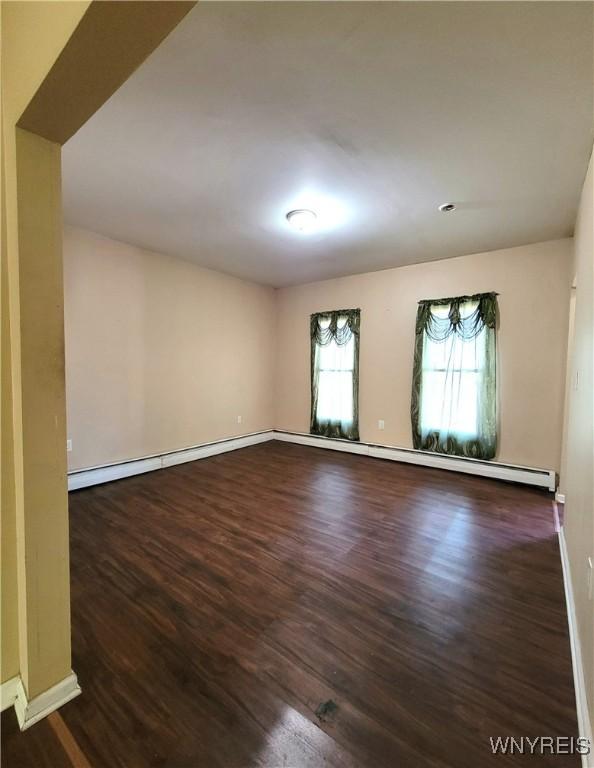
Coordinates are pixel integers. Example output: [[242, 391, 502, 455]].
[[1, 441, 579, 767]]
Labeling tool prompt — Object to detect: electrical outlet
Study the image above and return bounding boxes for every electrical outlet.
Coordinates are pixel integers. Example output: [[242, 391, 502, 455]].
[[237, 415, 242, 424], [588, 557, 593, 600], [378, 419, 385, 430], [66, 439, 72, 452]]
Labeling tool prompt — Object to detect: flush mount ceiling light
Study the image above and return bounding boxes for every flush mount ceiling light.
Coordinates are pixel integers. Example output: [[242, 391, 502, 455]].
[[286, 209, 317, 232], [438, 203, 456, 213]]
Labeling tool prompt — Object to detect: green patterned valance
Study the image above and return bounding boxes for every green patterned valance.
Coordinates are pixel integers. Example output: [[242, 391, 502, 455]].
[[415, 292, 498, 342], [311, 308, 360, 347]]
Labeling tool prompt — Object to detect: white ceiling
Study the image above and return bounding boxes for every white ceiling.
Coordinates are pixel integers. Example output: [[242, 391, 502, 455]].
[[62, 2, 593, 287]]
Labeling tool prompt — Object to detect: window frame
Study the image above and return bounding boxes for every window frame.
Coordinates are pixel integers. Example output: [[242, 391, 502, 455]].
[[411, 293, 498, 460], [310, 308, 360, 442]]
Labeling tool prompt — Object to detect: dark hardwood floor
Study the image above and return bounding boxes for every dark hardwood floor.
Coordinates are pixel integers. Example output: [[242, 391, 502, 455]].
[[2, 442, 579, 767]]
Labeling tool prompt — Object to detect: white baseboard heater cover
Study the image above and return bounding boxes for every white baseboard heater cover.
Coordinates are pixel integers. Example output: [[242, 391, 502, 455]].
[[273, 431, 556, 491], [68, 429, 555, 492]]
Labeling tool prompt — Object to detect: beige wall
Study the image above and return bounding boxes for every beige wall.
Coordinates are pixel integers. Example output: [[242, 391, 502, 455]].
[[64, 227, 276, 471], [275, 238, 573, 472], [562, 150, 594, 734], [67, 234, 572, 475]]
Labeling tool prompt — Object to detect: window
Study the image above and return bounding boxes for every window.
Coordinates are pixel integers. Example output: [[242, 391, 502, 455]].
[[411, 293, 497, 459], [310, 309, 360, 441]]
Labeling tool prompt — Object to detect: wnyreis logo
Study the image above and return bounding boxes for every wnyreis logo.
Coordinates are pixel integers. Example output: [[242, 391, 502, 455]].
[[490, 736, 591, 756]]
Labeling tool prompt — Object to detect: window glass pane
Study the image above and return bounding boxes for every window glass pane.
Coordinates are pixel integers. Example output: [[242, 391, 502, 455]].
[[421, 370, 479, 435], [424, 332, 486, 373], [318, 334, 354, 372], [421, 371, 479, 436], [423, 334, 451, 370], [420, 300, 485, 438], [316, 331, 354, 423], [317, 370, 353, 423]]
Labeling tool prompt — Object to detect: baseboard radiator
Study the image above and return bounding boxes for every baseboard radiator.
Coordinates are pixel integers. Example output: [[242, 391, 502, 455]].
[[67, 430, 274, 491], [68, 429, 556, 492], [273, 431, 556, 491]]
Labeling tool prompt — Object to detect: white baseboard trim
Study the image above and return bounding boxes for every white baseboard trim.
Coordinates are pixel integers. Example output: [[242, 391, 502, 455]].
[[68, 428, 556, 493], [273, 431, 556, 491], [0, 675, 20, 712], [68, 430, 274, 491], [556, 492, 567, 504], [3, 672, 81, 730], [558, 527, 593, 768], [161, 431, 272, 468], [68, 456, 162, 491]]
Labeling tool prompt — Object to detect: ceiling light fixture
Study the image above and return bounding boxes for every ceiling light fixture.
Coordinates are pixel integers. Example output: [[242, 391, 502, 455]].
[[438, 203, 456, 213], [286, 209, 317, 232]]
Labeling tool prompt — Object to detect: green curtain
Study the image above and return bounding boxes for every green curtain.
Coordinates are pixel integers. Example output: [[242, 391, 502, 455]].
[[410, 292, 498, 460], [311, 308, 360, 441]]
